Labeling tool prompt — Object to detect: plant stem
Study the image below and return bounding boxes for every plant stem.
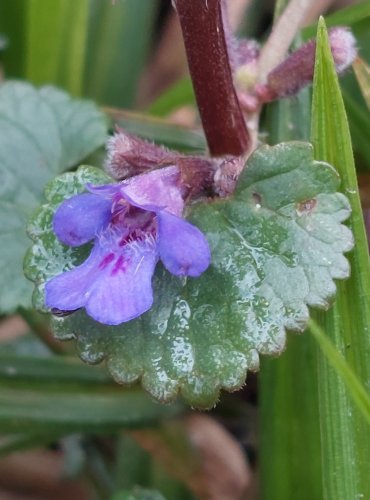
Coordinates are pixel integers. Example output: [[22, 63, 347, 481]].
[[258, 0, 313, 82], [175, 0, 250, 156]]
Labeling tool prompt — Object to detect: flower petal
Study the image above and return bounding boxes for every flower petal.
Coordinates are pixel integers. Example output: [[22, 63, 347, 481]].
[[54, 193, 112, 247], [86, 183, 122, 199], [157, 211, 211, 277], [85, 240, 158, 325], [45, 237, 158, 325], [120, 166, 184, 216], [45, 244, 104, 311]]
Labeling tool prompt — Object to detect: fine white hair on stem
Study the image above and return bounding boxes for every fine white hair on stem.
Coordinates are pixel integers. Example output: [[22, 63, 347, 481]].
[[257, 0, 335, 83]]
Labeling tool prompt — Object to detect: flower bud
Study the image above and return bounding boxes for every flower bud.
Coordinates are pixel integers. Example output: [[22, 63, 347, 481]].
[[329, 27, 357, 72], [256, 27, 357, 103], [105, 129, 174, 180], [105, 129, 218, 197]]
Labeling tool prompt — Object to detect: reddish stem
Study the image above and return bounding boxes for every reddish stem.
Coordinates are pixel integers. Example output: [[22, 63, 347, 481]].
[[175, 0, 250, 157]]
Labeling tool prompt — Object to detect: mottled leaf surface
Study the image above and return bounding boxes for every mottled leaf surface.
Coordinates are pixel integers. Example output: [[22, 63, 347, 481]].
[[25, 143, 353, 408], [0, 81, 108, 311]]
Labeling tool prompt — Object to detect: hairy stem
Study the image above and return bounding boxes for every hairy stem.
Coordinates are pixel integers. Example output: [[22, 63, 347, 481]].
[[258, 0, 317, 82], [175, 0, 250, 156]]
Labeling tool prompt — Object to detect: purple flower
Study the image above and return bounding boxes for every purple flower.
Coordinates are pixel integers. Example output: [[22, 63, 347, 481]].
[[45, 166, 210, 325]]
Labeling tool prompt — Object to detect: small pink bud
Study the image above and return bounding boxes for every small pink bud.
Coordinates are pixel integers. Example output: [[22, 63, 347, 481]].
[[257, 27, 357, 102], [329, 27, 357, 72]]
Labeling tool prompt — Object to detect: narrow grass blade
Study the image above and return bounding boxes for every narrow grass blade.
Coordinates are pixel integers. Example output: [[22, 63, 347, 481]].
[[311, 17, 370, 500], [84, 0, 158, 108], [309, 319, 370, 426], [104, 107, 206, 152], [0, 0, 28, 78], [260, 335, 322, 500], [0, 355, 183, 433], [26, 0, 89, 96], [0, 354, 111, 384], [147, 78, 195, 117]]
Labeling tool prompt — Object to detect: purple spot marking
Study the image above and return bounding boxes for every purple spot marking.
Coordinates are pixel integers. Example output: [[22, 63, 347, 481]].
[[98, 252, 115, 270], [111, 255, 128, 276]]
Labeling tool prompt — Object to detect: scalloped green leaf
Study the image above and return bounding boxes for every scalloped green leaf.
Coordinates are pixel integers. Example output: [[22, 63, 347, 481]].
[[0, 81, 108, 312], [25, 142, 353, 408]]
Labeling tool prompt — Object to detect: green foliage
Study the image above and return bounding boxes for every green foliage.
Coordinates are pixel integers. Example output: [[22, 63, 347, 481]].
[[84, 0, 158, 108], [302, 1, 370, 169], [0, 81, 107, 312], [0, 0, 158, 106], [0, 353, 182, 434], [148, 78, 195, 117], [309, 319, 370, 427], [26, 0, 89, 96], [25, 143, 353, 408], [0, 380, 181, 435], [106, 109, 206, 153], [311, 18, 370, 500], [1, 2, 369, 494], [260, 87, 323, 500]]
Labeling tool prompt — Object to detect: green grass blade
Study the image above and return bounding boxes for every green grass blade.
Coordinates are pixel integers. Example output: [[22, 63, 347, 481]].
[[0, 385, 181, 434], [105, 107, 206, 152], [309, 319, 370, 426], [311, 17, 370, 500], [147, 78, 195, 117], [0, 0, 28, 78], [0, 354, 183, 433], [26, 0, 89, 96], [260, 336, 322, 500], [0, 354, 111, 384], [84, 0, 158, 108]]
